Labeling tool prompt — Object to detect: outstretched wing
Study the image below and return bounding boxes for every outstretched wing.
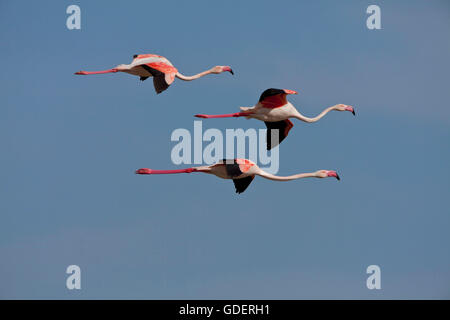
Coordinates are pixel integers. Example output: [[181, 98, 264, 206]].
[[133, 54, 164, 60], [222, 159, 243, 177], [232, 175, 255, 194], [143, 62, 178, 75], [259, 88, 297, 109], [139, 62, 178, 94], [153, 76, 170, 94], [221, 159, 254, 177], [264, 119, 294, 150]]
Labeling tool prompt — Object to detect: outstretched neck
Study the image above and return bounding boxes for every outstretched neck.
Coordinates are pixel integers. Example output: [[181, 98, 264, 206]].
[[293, 105, 339, 123], [175, 68, 214, 81], [257, 170, 317, 181]]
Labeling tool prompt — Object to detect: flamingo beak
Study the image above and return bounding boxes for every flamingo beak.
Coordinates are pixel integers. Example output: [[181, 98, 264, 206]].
[[327, 171, 340, 180], [345, 106, 356, 116], [222, 66, 234, 75]]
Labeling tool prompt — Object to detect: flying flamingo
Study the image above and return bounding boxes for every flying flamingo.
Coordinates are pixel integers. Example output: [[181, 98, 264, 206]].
[[195, 88, 355, 150], [135, 159, 340, 194], [75, 54, 233, 94]]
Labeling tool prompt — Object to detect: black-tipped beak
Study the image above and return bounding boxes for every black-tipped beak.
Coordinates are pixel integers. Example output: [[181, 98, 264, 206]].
[[336, 173, 341, 181], [352, 109, 356, 116], [229, 69, 234, 75]]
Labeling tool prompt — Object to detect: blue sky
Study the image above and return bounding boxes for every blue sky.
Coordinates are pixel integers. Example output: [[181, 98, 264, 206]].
[[1, 0, 449, 299]]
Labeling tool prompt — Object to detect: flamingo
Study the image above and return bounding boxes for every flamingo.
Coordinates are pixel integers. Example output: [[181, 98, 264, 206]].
[[195, 88, 355, 150], [135, 159, 340, 194], [75, 54, 233, 94]]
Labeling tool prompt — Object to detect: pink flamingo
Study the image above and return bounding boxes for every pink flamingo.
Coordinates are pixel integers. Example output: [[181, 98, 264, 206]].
[[75, 54, 233, 94], [135, 159, 340, 194], [195, 88, 355, 150]]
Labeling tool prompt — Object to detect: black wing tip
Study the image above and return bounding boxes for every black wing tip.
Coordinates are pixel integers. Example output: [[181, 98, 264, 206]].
[[155, 88, 167, 94], [265, 121, 289, 150], [232, 176, 254, 194], [262, 88, 283, 92], [266, 140, 279, 150], [153, 76, 170, 94], [259, 88, 285, 102]]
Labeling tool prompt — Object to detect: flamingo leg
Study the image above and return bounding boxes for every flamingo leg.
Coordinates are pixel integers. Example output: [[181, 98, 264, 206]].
[[75, 68, 118, 75], [136, 168, 195, 174], [195, 112, 252, 119]]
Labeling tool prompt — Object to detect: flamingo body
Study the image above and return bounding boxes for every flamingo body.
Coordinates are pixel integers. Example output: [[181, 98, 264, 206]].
[[136, 158, 339, 194], [75, 54, 233, 94], [195, 88, 355, 150]]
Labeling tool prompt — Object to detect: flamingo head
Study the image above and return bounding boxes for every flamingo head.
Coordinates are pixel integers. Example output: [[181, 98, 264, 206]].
[[336, 104, 355, 116], [135, 168, 152, 174], [211, 66, 234, 75], [316, 170, 340, 180]]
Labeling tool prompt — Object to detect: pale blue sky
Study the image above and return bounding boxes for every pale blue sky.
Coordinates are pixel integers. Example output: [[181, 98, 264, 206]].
[[1, 0, 449, 299]]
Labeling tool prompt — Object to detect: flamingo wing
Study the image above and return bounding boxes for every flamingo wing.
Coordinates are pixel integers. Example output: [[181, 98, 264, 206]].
[[222, 159, 243, 177], [133, 54, 164, 60], [220, 159, 255, 193], [258, 88, 298, 109], [264, 119, 294, 150], [139, 62, 178, 94], [232, 175, 255, 194], [221, 159, 255, 177], [153, 76, 170, 94]]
